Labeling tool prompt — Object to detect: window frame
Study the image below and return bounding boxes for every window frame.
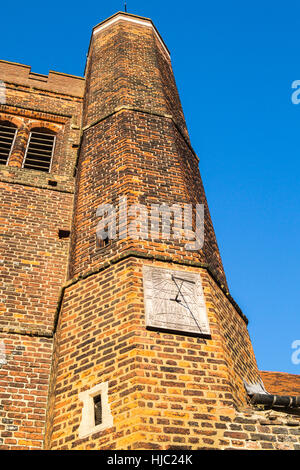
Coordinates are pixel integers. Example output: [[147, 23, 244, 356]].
[[78, 381, 113, 439]]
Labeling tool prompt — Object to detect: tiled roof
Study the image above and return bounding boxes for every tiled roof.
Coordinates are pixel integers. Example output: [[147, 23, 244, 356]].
[[260, 371, 300, 396]]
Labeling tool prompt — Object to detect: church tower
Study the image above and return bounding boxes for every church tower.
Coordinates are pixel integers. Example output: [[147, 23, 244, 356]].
[[2, 11, 298, 452], [45, 12, 260, 450]]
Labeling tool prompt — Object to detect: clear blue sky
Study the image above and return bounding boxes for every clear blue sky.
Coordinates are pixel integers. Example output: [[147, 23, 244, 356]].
[[1, 0, 299, 375]]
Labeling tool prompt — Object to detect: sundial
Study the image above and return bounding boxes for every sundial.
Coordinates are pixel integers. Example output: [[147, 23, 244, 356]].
[[143, 266, 210, 336]]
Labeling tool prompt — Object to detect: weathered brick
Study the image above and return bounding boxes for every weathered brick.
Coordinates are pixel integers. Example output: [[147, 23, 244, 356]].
[[0, 11, 299, 452]]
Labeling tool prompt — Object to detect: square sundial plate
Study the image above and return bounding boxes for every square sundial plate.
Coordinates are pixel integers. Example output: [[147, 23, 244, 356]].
[[143, 265, 210, 336]]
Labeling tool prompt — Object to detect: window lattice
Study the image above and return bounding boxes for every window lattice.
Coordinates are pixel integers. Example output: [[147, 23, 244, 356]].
[[23, 130, 56, 172], [0, 123, 17, 165]]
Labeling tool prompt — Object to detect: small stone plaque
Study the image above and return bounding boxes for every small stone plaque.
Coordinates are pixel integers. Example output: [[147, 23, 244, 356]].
[[143, 265, 210, 335]]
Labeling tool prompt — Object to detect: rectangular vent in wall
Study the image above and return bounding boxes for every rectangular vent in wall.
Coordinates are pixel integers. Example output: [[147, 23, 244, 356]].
[[96, 236, 110, 248], [0, 124, 17, 165], [23, 131, 56, 172], [58, 229, 70, 239]]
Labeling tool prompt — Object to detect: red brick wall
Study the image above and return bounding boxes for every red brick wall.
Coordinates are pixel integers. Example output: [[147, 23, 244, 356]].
[[1, 13, 299, 451], [45, 257, 299, 450], [0, 60, 84, 97], [0, 333, 52, 449], [0, 181, 73, 335], [84, 20, 172, 126], [71, 18, 228, 288], [0, 61, 83, 334], [0, 60, 83, 449], [45, 14, 269, 450]]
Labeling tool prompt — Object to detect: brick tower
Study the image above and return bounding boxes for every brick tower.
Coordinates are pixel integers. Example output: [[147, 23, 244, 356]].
[[1, 12, 299, 451], [44, 12, 261, 449]]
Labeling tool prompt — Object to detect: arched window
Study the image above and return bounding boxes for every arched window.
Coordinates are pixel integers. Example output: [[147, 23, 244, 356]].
[[0, 121, 17, 165], [23, 127, 56, 172]]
